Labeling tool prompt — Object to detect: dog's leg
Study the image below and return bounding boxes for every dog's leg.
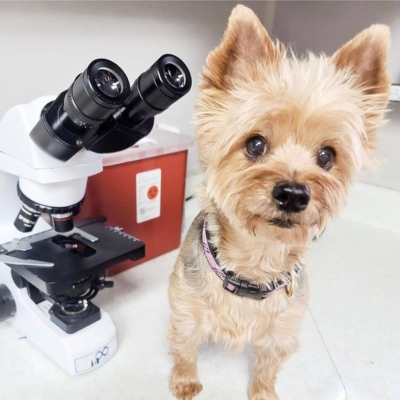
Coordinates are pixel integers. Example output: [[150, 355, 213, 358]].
[[169, 319, 203, 400], [249, 339, 299, 400]]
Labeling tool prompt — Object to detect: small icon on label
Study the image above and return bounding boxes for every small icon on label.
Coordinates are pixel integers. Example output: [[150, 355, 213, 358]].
[[147, 185, 159, 200]]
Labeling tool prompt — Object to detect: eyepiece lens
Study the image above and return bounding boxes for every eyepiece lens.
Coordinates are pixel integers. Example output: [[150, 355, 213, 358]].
[[94, 68, 123, 98], [163, 62, 186, 89]]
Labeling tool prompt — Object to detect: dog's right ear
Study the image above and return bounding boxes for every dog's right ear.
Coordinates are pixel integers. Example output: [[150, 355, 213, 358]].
[[202, 5, 282, 90]]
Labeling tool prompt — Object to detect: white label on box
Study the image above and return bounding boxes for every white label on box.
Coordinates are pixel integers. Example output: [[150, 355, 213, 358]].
[[136, 169, 161, 223], [74, 335, 117, 374]]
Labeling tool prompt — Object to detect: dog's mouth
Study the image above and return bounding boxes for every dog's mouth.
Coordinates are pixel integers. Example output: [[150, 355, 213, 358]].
[[269, 218, 297, 229]]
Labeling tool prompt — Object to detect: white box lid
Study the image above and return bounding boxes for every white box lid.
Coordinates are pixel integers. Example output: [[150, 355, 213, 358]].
[[101, 128, 193, 166]]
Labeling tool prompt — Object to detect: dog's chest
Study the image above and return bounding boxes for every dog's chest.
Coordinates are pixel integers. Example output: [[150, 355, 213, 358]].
[[204, 285, 291, 349]]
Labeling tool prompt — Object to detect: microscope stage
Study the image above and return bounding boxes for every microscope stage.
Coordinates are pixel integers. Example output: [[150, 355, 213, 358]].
[[2, 217, 145, 297]]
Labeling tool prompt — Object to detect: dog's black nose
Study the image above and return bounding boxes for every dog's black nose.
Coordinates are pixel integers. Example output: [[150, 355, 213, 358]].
[[272, 182, 310, 213]]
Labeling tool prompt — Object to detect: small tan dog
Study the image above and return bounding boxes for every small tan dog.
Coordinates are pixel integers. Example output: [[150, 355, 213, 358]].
[[168, 5, 390, 400]]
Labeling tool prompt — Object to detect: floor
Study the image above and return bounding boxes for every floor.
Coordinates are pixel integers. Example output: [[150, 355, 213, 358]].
[[0, 182, 399, 400]]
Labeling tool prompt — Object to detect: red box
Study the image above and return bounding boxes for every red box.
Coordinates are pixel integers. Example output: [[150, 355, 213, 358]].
[[79, 129, 192, 275]]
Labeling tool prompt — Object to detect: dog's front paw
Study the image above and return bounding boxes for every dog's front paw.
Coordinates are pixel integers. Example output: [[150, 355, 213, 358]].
[[170, 379, 203, 400], [170, 365, 202, 400]]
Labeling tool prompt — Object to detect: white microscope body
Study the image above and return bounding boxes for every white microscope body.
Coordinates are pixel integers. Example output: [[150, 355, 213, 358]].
[[0, 96, 117, 375]]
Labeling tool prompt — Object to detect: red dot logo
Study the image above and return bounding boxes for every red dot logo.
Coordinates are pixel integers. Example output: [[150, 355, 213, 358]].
[[147, 185, 159, 200]]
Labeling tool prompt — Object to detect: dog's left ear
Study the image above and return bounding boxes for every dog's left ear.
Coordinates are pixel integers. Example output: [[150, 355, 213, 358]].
[[332, 24, 391, 97], [202, 5, 282, 90], [332, 25, 391, 161]]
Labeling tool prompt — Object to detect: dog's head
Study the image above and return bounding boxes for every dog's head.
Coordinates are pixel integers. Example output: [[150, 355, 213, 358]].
[[195, 5, 390, 243]]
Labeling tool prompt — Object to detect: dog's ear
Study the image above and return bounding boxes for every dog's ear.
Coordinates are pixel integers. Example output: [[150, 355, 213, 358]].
[[332, 25, 391, 97], [202, 5, 282, 90], [332, 25, 391, 163]]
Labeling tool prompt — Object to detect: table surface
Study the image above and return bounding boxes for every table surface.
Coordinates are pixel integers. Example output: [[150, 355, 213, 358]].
[[1, 183, 399, 400]]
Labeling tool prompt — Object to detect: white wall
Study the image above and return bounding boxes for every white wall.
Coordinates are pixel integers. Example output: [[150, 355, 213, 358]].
[[8, 2, 397, 191], [0, 1, 266, 178], [272, 1, 400, 191]]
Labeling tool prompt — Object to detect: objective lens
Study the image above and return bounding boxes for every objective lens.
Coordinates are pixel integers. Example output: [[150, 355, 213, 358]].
[[94, 68, 123, 98], [163, 63, 186, 89], [14, 203, 42, 233]]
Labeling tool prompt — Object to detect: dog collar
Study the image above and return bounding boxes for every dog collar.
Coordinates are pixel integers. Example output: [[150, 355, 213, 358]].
[[202, 220, 298, 300]]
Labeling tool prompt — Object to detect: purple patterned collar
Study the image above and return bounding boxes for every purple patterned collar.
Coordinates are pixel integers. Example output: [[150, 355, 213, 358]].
[[202, 219, 298, 299]]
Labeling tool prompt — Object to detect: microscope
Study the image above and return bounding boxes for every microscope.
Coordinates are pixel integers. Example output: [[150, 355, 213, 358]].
[[0, 55, 191, 374]]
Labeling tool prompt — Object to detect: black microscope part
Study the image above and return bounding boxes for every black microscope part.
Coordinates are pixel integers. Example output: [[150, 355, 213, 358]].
[[64, 59, 130, 125], [52, 235, 96, 257], [5, 217, 144, 333], [51, 215, 75, 233], [83, 54, 192, 154], [93, 68, 124, 98], [29, 54, 192, 161], [14, 203, 42, 233], [5, 217, 145, 297], [29, 58, 130, 161], [0, 284, 17, 323], [118, 54, 192, 122], [49, 301, 100, 334], [30, 91, 93, 161], [14, 182, 84, 233]]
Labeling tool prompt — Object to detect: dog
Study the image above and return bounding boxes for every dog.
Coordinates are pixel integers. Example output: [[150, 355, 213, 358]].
[[168, 5, 390, 399]]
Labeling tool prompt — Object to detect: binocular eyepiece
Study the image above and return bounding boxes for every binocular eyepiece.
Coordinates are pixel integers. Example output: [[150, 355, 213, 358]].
[[63, 59, 131, 129], [30, 54, 192, 161]]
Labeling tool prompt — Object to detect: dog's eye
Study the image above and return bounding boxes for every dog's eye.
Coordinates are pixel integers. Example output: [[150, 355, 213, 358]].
[[317, 147, 336, 170], [245, 136, 268, 158]]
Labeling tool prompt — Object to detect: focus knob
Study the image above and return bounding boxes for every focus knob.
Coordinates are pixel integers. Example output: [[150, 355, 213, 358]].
[[0, 284, 16, 322]]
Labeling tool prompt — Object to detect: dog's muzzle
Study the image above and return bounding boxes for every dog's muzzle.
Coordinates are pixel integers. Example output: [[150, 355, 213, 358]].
[[269, 218, 296, 229]]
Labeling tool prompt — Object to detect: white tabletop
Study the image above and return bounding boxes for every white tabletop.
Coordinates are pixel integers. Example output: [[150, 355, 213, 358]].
[[1, 182, 399, 400]]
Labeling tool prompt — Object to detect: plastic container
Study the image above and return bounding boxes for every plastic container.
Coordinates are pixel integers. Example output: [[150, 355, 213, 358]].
[[79, 128, 193, 275]]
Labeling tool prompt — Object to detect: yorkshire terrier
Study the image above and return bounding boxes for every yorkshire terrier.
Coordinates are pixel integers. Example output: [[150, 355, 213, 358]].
[[168, 5, 390, 400]]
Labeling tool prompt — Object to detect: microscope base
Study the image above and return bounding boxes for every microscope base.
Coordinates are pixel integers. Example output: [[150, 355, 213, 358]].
[[0, 263, 117, 375]]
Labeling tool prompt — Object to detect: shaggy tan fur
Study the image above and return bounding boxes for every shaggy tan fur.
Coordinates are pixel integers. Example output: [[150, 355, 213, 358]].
[[168, 5, 390, 399]]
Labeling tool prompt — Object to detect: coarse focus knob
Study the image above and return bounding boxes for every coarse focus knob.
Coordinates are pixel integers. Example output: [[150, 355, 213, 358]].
[[0, 284, 16, 322]]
